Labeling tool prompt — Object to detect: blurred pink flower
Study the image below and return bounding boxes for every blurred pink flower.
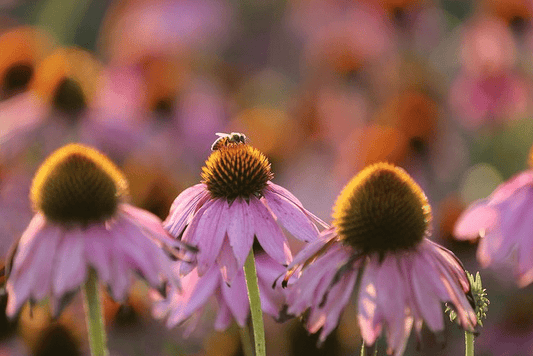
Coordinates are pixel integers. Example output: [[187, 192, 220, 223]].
[[154, 253, 287, 333], [284, 163, 477, 355], [6, 144, 186, 318], [164, 135, 324, 282], [455, 169, 533, 287]]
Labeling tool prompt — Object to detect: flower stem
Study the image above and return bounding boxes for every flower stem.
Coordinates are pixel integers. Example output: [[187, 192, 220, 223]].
[[243, 249, 266, 356], [239, 325, 254, 356], [465, 331, 474, 356], [83, 269, 109, 356]]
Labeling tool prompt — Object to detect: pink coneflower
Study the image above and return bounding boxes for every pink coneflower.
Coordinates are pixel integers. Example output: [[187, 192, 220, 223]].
[[164, 133, 324, 282], [454, 159, 533, 287], [154, 252, 287, 333], [5, 144, 185, 318], [283, 163, 477, 355]]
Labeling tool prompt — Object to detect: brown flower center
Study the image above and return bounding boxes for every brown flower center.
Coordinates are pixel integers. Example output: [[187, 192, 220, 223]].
[[201, 141, 273, 201], [31, 144, 128, 225], [332, 162, 431, 255]]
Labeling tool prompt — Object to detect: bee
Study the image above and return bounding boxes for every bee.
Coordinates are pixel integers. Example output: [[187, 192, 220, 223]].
[[211, 132, 247, 151]]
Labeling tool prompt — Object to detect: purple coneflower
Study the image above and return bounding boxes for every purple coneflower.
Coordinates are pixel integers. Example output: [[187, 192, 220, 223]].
[[454, 163, 533, 287], [283, 162, 477, 355], [154, 252, 287, 334], [164, 133, 324, 282], [5, 143, 185, 318]]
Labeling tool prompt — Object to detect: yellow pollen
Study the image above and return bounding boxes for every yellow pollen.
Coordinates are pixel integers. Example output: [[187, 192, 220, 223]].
[[31, 144, 128, 225], [332, 162, 431, 255], [202, 142, 273, 200]]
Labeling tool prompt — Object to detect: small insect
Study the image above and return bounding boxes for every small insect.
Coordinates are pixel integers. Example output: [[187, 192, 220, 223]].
[[211, 132, 247, 151]]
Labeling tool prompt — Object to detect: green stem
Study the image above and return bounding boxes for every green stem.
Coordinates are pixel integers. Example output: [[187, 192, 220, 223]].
[[360, 343, 365, 356], [465, 331, 474, 356], [243, 249, 266, 356], [239, 325, 254, 356], [83, 269, 109, 356]]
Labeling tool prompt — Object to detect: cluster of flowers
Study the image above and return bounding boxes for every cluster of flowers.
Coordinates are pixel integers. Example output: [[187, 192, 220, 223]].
[[4, 131, 488, 356]]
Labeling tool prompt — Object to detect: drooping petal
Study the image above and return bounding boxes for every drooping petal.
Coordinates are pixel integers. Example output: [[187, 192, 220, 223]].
[[9, 213, 46, 277], [164, 184, 210, 237], [453, 199, 497, 240], [250, 198, 292, 265], [266, 182, 328, 228], [29, 226, 62, 301], [53, 229, 87, 297], [263, 189, 319, 242], [217, 237, 239, 284], [166, 267, 220, 327], [226, 198, 254, 270], [220, 273, 249, 327], [195, 199, 229, 275], [84, 225, 113, 283], [358, 259, 383, 346], [214, 296, 233, 331]]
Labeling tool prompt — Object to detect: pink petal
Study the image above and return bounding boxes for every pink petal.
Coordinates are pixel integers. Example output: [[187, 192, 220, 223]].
[[195, 199, 229, 275], [121, 204, 188, 250], [30, 226, 62, 300], [263, 189, 319, 242], [250, 198, 292, 265], [318, 270, 358, 342], [214, 297, 233, 331], [358, 259, 383, 346], [489, 170, 533, 204], [454, 200, 497, 240], [266, 182, 328, 228], [409, 256, 445, 332], [53, 229, 87, 296], [227, 198, 254, 270], [217, 237, 239, 284], [164, 184, 209, 237], [167, 267, 220, 327], [9, 214, 46, 276], [221, 273, 249, 327], [84, 226, 113, 283]]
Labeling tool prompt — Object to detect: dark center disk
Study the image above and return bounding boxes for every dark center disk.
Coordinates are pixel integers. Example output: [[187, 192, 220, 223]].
[[52, 78, 87, 116], [201, 143, 273, 201], [333, 168, 430, 255], [39, 153, 118, 225], [1, 63, 33, 99]]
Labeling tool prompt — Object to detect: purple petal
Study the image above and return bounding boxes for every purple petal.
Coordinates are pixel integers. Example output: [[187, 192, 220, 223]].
[[409, 255, 445, 332], [454, 199, 497, 240], [195, 199, 229, 275], [120, 204, 186, 249], [30, 226, 62, 300], [167, 267, 220, 327], [214, 296, 233, 331], [263, 189, 319, 242], [358, 259, 383, 346], [250, 198, 292, 265], [489, 170, 533, 204], [164, 184, 209, 237], [9, 214, 46, 276], [220, 273, 249, 327], [227, 198, 254, 271], [53, 229, 87, 297], [318, 270, 357, 343], [217, 237, 239, 284], [84, 226, 113, 283], [266, 182, 328, 228]]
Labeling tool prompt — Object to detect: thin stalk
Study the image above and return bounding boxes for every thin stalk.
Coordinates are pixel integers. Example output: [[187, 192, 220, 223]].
[[465, 331, 474, 356], [83, 269, 109, 356], [243, 249, 266, 356], [239, 325, 254, 356]]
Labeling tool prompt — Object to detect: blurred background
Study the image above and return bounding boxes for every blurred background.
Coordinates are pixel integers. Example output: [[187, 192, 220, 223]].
[[0, 0, 532, 355]]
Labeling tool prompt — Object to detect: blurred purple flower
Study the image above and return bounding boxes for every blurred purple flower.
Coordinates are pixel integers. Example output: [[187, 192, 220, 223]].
[[154, 253, 287, 333], [6, 144, 185, 318], [284, 163, 477, 355], [164, 135, 324, 282], [455, 170, 533, 287]]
